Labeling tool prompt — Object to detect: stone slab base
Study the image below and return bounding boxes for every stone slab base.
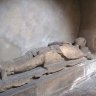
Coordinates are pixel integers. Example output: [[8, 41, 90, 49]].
[[0, 60, 96, 96]]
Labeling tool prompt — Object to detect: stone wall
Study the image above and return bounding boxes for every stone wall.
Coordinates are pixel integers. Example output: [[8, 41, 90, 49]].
[[79, 0, 96, 52], [0, 0, 80, 54]]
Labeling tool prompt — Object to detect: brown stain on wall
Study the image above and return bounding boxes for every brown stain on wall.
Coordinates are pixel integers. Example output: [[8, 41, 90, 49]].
[[79, 0, 96, 52]]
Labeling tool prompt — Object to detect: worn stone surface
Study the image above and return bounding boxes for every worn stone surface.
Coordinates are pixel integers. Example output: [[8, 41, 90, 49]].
[[44, 50, 63, 64], [49, 45, 63, 54], [25, 48, 38, 57], [65, 57, 87, 67], [13, 54, 45, 73], [62, 71, 96, 96], [25, 51, 34, 59], [36, 65, 84, 96], [0, 63, 84, 96], [60, 44, 85, 60], [48, 41, 70, 46], [38, 47, 51, 55], [74, 37, 86, 48], [0, 54, 45, 79], [1, 59, 95, 96], [25, 47, 51, 57], [44, 60, 66, 73], [0, 67, 47, 92], [44, 57, 87, 73], [81, 47, 94, 60], [0, 38, 94, 95], [63, 91, 96, 96]]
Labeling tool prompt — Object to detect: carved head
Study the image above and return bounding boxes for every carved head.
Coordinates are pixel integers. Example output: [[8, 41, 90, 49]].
[[74, 37, 86, 48]]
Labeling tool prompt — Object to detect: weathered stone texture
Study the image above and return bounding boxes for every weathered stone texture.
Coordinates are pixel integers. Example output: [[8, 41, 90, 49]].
[[44, 50, 63, 64], [0, 54, 45, 79], [60, 44, 85, 60], [0, 67, 47, 92]]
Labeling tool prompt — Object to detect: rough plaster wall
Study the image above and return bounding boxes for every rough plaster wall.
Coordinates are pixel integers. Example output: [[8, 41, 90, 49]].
[[0, 0, 80, 60], [79, 0, 96, 52]]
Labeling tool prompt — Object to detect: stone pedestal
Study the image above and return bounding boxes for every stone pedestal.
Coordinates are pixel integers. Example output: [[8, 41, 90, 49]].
[[1, 60, 96, 96]]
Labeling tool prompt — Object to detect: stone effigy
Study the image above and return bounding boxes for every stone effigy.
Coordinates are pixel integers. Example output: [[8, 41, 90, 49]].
[[0, 37, 93, 92]]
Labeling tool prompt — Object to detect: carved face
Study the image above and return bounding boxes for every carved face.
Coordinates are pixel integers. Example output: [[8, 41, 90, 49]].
[[74, 37, 86, 48]]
